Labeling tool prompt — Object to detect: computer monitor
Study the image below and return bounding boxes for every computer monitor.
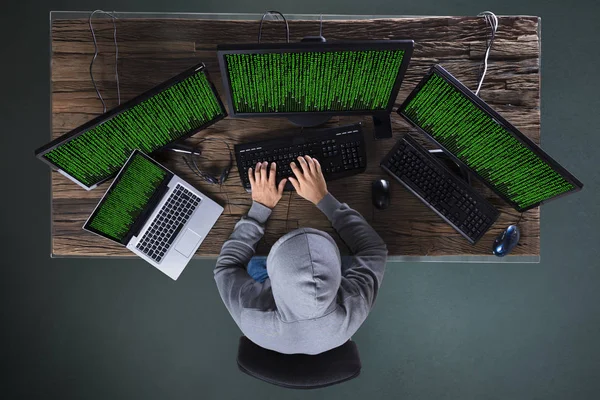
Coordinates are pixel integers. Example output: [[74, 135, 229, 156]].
[[398, 64, 583, 212], [35, 63, 226, 190], [217, 40, 414, 131]]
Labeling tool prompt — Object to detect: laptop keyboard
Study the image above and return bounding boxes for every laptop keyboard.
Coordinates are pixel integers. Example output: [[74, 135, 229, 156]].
[[136, 184, 201, 263]]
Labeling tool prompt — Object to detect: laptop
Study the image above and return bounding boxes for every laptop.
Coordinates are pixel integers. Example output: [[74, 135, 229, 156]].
[[84, 150, 224, 280]]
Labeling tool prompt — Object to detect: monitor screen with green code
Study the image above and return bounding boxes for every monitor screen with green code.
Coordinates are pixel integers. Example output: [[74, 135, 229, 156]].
[[217, 41, 414, 117], [398, 65, 582, 212], [35, 64, 226, 190]]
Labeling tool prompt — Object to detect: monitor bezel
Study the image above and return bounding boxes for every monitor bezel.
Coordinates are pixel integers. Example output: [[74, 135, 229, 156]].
[[35, 63, 227, 190], [217, 40, 414, 118], [398, 64, 583, 213], [83, 150, 173, 245]]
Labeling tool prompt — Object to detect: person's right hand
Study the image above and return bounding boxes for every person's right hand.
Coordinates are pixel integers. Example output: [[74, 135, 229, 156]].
[[288, 155, 329, 205]]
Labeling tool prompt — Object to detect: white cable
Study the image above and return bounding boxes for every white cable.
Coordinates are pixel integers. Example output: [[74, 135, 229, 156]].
[[475, 11, 498, 96], [319, 14, 323, 37]]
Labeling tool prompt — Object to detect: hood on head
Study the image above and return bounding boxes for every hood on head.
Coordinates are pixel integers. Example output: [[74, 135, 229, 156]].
[[267, 228, 341, 321]]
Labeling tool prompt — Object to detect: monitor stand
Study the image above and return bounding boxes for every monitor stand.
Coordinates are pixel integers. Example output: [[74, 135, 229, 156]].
[[429, 149, 473, 186], [287, 114, 332, 127], [301, 36, 326, 43], [373, 113, 393, 139]]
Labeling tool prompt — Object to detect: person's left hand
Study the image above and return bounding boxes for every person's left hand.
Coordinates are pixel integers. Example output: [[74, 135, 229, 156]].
[[248, 161, 287, 209]]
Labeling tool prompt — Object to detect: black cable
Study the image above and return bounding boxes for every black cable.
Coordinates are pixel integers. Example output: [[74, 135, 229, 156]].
[[285, 191, 293, 232], [182, 138, 233, 185], [515, 212, 524, 226], [182, 156, 211, 183], [89, 10, 120, 113], [191, 138, 233, 169], [258, 11, 290, 43], [219, 185, 251, 215]]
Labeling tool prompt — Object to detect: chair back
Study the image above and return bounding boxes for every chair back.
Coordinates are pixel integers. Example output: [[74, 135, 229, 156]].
[[236, 336, 361, 389]]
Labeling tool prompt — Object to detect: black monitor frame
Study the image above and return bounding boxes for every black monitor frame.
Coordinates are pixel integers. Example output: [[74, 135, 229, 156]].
[[398, 64, 583, 212], [217, 40, 414, 118], [35, 63, 227, 190]]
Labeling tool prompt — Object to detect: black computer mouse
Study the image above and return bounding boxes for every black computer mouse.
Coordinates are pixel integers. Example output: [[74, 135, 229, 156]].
[[493, 225, 520, 257], [372, 179, 391, 210]]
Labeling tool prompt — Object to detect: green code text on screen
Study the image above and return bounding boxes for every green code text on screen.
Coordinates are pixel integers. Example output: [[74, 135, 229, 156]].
[[402, 71, 575, 210], [88, 154, 167, 242], [225, 50, 405, 113], [44, 70, 224, 188]]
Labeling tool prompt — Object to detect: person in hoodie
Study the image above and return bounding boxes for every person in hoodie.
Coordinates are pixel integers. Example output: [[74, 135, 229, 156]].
[[214, 155, 388, 355]]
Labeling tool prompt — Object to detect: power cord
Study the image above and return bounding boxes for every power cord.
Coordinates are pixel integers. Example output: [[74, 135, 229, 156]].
[[89, 10, 121, 113], [258, 11, 290, 43], [475, 11, 498, 96], [319, 14, 324, 37]]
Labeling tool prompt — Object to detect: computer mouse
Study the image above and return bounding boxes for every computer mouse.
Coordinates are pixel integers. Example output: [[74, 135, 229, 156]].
[[493, 225, 520, 257], [372, 179, 391, 210]]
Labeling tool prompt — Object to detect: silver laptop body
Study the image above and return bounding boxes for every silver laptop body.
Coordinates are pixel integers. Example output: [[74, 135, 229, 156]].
[[84, 150, 224, 280]]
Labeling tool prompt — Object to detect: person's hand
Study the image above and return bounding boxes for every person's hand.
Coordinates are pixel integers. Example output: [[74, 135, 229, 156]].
[[288, 155, 329, 205], [248, 161, 287, 209]]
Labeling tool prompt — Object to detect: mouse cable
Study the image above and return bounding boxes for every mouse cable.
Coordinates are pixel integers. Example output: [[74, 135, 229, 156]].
[[258, 11, 290, 43], [475, 11, 498, 96], [89, 10, 120, 113], [284, 191, 293, 232], [515, 212, 524, 226], [218, 185, 251, 216]]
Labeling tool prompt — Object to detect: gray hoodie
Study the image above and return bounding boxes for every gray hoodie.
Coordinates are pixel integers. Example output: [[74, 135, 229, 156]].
[[214, 193, 387, 355]]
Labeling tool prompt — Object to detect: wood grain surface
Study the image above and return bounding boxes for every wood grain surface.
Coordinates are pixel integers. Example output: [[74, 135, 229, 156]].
[[49, 16, 541, 258]]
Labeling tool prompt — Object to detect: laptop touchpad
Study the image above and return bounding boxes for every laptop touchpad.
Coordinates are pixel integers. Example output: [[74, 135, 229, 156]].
[[175, 229, 202, 257]]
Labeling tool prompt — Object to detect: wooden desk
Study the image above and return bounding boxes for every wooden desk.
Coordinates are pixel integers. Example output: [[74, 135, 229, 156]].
[[49, 13, 541, 261]]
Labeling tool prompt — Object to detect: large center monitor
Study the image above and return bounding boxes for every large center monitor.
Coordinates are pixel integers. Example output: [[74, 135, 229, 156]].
[[217, 40, 414, 122], [35, 63, 226, 190], [398, 64, 583, 212]]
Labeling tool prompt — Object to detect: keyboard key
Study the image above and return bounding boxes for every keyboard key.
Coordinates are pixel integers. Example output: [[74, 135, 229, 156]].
[[235, 124, 366, 192], [135, 184, 199, 262]]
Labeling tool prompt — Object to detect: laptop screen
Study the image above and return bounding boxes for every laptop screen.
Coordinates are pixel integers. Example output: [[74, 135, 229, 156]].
[[84, 151, 172, 244]]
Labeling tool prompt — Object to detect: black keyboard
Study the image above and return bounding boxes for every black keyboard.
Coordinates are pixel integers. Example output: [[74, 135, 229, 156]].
[[136, 184, 201, 263], [235, 123, 366, 191], [380, 134, 499, 244]]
